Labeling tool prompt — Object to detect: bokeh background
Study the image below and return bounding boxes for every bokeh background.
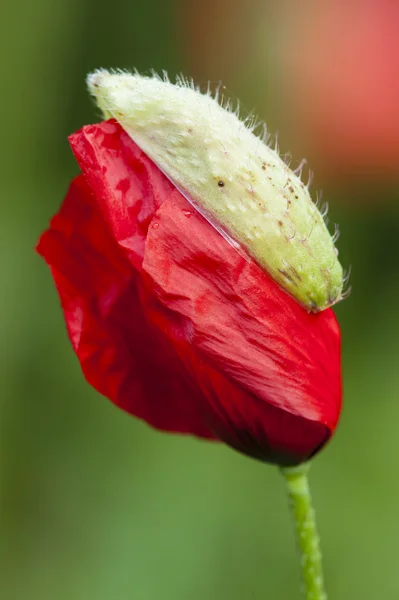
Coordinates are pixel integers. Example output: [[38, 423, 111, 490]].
[[2, 0, 399, 598]]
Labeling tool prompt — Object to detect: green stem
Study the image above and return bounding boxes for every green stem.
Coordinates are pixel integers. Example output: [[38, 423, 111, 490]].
[[281, 463, 327, 600]]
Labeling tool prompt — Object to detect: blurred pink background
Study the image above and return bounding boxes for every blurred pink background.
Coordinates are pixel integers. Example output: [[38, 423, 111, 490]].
[[182, 0, 399, 191]]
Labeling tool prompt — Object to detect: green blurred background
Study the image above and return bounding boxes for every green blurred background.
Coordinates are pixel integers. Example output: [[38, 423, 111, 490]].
[[2, 1, 399, 598]]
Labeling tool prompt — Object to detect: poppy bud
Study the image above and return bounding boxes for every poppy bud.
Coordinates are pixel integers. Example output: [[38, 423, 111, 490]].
[[37, 73, 343, 466], [87, 70, 343, 312]]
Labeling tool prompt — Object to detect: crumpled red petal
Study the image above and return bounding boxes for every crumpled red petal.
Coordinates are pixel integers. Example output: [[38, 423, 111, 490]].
[[141, 195, 341, 464], [67, 119, 175, 270], [37, 172, 214, 439], [37, 120, 342, 465]]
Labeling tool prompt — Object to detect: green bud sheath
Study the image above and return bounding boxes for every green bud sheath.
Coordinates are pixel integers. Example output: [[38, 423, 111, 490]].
[[87, 69, 343, 312]]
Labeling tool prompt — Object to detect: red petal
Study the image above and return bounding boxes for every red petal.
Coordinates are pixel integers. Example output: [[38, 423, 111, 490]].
[[142, 194, 342, 464], [68, 120, 175, 270], [37, 175, 214, 439]]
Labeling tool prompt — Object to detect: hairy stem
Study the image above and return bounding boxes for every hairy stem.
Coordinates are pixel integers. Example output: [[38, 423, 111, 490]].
[[281, 463, 327, 600]]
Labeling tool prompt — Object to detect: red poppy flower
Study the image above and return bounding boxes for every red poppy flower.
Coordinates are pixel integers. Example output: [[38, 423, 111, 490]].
[[37, 119, 342, 466]]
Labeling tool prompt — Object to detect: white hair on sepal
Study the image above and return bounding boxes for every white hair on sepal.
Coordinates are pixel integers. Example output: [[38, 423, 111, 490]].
[[332, 223, 340, 244], [174, 72, 196, 91], [104, 67, 129, 78], [265, 132, 277, 155], [202, 80, 224, 103], [340, 265, 352, 300], [302, 218, 316, 244], [222, 96, 233, 113], [242, 108, 255, 126], [259, 123, 270, 144], [342, 265, 351, 287], [314, 189, 323, 209], [273, 130, 280, 154], [282, 152, 293, 168], [249, 118, 265, 136], [341, 282, 352, 301], [293, 158, 308, 178], [205, 81, 266, 141], [212, 81, 223, 103], [341, 286, 352, 301], [174, 72, 184, 86], [233, 98, 241, 118], [320, 201, 329, 220]]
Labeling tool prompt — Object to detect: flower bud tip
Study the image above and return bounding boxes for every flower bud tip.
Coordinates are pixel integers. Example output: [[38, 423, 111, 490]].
[[87, 68, 345, 312]]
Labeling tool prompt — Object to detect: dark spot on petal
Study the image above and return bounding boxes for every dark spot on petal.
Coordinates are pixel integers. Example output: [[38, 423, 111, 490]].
[[218, 180, 225, 187]]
